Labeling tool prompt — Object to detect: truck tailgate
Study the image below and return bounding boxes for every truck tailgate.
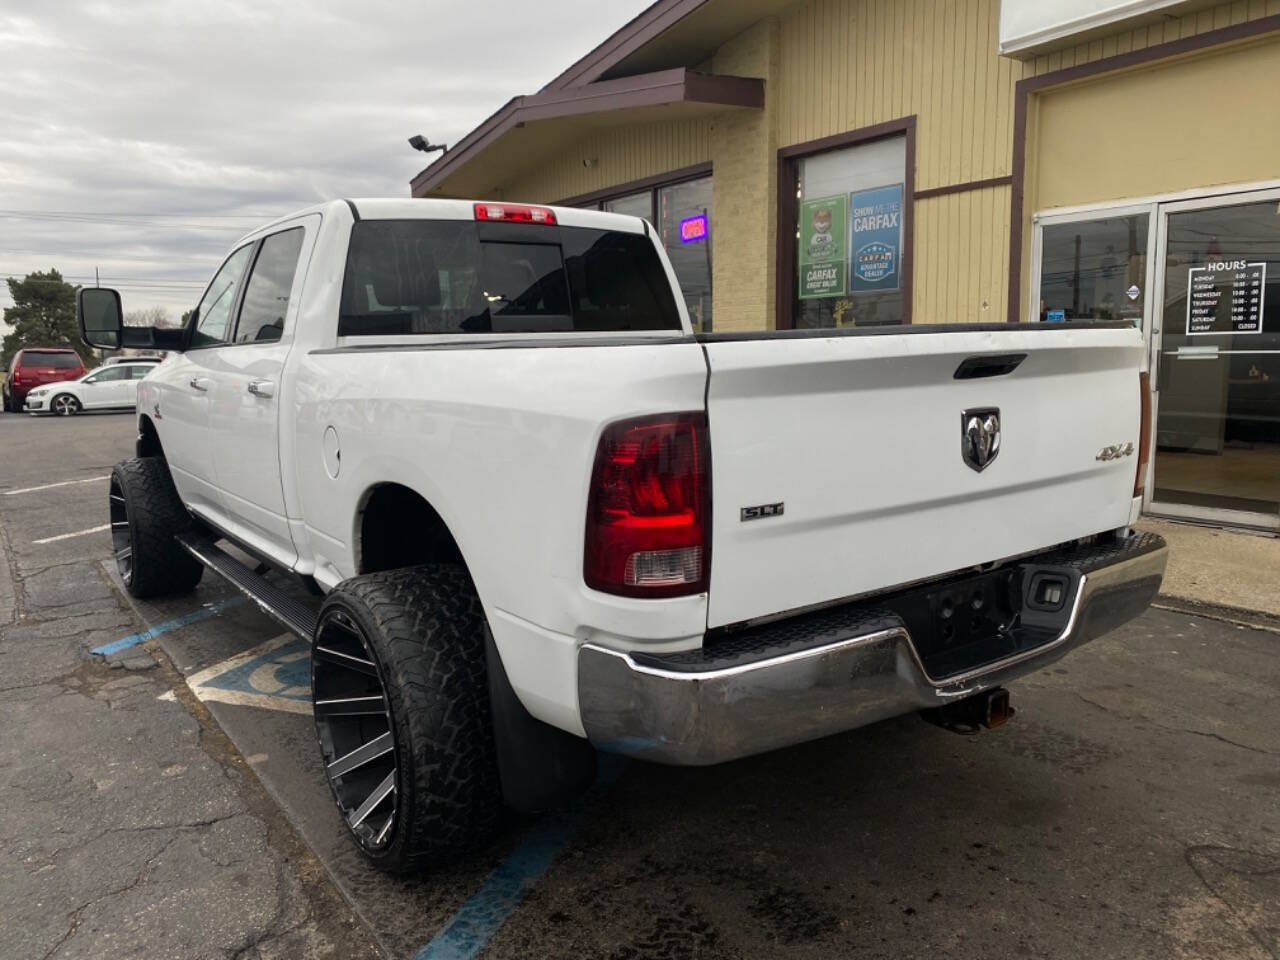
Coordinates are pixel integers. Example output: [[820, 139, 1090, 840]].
[[702, 326, 1144, 628]]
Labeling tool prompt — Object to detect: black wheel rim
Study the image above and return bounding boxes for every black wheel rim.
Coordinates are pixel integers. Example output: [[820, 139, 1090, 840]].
[[312, 611, 398, 851], [108, 476, 133, 584], [54, 395, 77, 416]]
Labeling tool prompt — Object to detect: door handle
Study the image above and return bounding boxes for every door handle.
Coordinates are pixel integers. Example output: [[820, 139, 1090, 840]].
[[247, 379, 276, 399], [189, 377, 209, 392]]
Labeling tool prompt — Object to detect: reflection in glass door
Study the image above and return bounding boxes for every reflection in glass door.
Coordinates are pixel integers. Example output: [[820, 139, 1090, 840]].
[[1151, 193, 1280, 528]]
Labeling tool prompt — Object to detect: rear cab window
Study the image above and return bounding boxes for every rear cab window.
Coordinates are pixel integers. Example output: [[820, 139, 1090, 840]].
[[338, 219, 683, 336]]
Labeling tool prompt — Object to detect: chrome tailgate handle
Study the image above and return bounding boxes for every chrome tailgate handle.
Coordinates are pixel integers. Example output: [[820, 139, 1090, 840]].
[[189, 377, 209, 392]]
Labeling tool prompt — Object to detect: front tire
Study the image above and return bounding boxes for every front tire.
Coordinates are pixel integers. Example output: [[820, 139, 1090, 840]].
[[109, 458, 204, 598], [311, 566, 502, 873], [52, 394, 80, 416]]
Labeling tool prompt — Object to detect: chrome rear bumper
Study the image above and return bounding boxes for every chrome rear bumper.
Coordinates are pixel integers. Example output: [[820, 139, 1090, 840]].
[[578, 533, 1167, 765]]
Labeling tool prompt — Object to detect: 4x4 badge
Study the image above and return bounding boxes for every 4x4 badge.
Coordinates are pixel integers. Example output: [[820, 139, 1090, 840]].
[[961, 408, 1000, 472]]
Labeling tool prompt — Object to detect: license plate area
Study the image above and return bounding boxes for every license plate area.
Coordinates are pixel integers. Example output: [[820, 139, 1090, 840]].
[[881, 563, 1080, 681]]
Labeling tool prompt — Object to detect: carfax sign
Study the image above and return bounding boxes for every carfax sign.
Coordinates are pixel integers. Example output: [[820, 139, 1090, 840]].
[[849, 183, 903, 293], [798, 194, 848, 300]]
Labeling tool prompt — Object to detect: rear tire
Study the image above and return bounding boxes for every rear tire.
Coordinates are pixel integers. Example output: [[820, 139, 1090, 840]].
[[311, 565, 502, 873], [109, 458, 204, 598], [52, 394, 80, 416]]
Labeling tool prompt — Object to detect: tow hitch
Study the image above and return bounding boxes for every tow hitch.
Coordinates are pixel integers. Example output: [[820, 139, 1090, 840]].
[[920, 687, 1014, 735]]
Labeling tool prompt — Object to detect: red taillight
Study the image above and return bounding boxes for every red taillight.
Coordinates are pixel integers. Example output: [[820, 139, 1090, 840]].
[[584, 413, 710, 598], [473, 202, 557, 225], [1134, 371, 1152, 497]]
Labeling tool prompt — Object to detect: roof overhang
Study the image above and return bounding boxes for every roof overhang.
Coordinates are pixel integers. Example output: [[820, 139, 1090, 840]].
[[411, 68, 763, 199], [998, 0, 1221, 57], [543, 0, 793, 89]]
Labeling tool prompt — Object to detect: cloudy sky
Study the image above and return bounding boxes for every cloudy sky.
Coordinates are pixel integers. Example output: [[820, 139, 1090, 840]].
[[0, 0, 649, 325]]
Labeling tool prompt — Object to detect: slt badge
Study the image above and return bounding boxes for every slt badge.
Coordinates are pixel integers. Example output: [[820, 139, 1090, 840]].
[[961, 408, 1001, 473]]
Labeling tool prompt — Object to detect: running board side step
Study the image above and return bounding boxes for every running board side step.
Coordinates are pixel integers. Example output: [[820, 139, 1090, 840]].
[[175, 532, 319, 640]]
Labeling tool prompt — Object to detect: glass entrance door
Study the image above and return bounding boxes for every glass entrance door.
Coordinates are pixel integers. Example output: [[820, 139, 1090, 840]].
[[1149, 190, 1280, 530]]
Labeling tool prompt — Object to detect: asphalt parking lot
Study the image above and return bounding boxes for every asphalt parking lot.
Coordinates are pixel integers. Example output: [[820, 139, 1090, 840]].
[[2, 410, 1277, 960]]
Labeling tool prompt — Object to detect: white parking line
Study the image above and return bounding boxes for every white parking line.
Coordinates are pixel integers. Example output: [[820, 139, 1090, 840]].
[[33, 523, 111, 545], [4, 475, 109, 496]]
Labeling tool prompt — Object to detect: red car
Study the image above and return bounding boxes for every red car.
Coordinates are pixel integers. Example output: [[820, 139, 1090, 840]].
[[3, 348, 88, 412]]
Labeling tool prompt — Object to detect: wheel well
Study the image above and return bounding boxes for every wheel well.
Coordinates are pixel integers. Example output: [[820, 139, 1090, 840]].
[[357, 483, 464, 574], [137, 415, 164, 459]]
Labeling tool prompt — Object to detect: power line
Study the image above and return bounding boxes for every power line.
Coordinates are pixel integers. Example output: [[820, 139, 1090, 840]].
[[0, 212, 259, 231], [0, 272, 206, 285], [0, 247, 219, 265]]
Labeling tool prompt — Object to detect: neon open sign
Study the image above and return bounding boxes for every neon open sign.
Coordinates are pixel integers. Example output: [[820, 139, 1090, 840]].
[[679, 213, 708, 244]]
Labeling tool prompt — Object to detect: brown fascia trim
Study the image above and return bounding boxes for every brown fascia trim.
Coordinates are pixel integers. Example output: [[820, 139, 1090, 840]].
[[1006, 12, 1280, 323], [775, 116, 917, 330], [543, 0, 712, 91], [914, 175, 1013, 200], [555, 162, 713, 208], [410, 69, 763, 197]]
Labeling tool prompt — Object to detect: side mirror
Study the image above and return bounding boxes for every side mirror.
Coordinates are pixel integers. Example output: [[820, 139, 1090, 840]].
[[77, 287, 189, 352], [78, 287, 123, 350]]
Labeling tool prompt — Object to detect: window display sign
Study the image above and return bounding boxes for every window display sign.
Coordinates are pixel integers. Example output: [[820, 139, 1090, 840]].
[[798, 194, 847, 300], [850, 184, 902, 293], [1185, 260, 1266, 335], [679, 213, 708, 244]]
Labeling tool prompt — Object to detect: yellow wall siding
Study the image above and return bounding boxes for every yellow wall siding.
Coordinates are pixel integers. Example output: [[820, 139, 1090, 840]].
[[776, 0, 1279, 325], [777, 0, 1021, 191], [1031, 35, 1280, 211], [499, 117, 711, 204], [777, 0, 1022, 324]]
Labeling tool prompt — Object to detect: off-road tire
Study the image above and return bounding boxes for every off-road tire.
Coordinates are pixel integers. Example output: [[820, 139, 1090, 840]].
[[109, 458, 203, 599], [52, 393, 81, 416], [313, 566, 502, 873]]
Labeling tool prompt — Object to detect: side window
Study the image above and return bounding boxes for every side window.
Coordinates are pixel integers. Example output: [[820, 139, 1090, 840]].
[[191, 244, 255, 348], [87, 366, 129, 383], [234, 228, 305, 344], [123, 365, 152, 380]]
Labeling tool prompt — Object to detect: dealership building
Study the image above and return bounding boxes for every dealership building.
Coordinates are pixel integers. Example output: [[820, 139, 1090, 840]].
[[412, 0, 1280, 533]]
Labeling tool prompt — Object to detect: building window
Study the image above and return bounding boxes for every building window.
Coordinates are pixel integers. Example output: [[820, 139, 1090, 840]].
[[569, 167, 714, 331], [791, 134, 907, 329], [1037, 214, 1149, 326], [658, 177, 713, 332], [603, 191, 653, 221]]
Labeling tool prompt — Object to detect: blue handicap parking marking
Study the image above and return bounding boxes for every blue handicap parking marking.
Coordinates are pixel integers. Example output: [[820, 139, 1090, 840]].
[[201, 637, 311, 702], [185, 635, 314, 715]]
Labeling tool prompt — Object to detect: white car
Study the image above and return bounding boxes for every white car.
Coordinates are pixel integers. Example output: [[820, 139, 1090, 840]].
[[77, 199, 1166, 873], [24, 359, 160, 415]]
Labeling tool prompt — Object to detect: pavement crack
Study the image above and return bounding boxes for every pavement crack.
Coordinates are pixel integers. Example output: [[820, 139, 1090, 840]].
[[38, 830, 181, 960], [1176, 727, 1276, 756], [1072, 693, 1275, 756]]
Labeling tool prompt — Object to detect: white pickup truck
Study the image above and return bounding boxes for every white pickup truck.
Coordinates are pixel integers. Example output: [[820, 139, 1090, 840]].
[[78, 198, 1166, 873]]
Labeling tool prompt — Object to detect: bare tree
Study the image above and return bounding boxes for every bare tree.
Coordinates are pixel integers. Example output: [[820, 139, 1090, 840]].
[[124, 305, 172, 327]]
